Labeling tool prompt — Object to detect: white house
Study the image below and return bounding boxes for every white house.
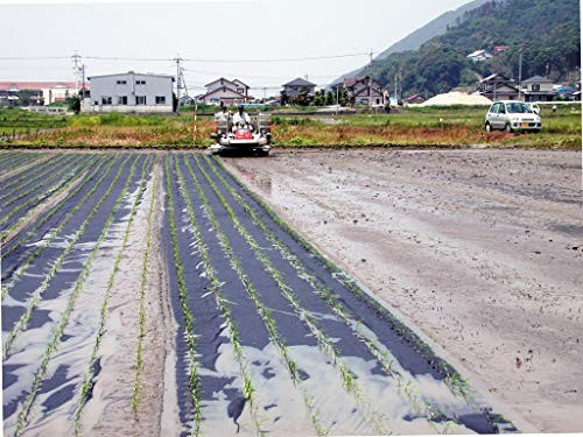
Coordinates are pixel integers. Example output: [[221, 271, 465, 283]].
[[198, 78, 253, 105], [467, 50, 493, 62]]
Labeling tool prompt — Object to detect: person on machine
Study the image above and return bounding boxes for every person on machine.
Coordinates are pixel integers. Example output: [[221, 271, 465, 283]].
[[232, 104, 252, 131], [214, 102, 230, 122]]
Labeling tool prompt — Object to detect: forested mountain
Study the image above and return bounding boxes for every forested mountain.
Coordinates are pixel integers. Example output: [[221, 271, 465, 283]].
[[333, 0, 493, 85], [365, 0, 580, 98], [375, 0, 493, 60]]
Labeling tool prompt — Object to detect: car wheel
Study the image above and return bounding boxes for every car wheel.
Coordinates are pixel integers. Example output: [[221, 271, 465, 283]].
[[485, 123, 492, 133], [505, 123, 513, 133]]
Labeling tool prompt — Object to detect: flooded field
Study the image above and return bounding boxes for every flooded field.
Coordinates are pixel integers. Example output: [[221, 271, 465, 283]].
[[2, 150, 521, 435]]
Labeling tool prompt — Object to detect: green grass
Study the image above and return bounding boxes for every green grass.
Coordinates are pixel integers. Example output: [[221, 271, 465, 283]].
[[1, 103, 579, 149]]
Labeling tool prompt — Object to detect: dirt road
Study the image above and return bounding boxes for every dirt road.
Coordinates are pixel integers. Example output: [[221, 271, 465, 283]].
[[222, 148, 583, 433]]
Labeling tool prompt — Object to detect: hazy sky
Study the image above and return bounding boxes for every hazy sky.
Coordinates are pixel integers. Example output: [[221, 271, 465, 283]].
[[0, 0, 474, 94]]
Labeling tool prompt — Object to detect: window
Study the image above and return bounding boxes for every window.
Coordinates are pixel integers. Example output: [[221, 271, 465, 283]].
[[237, 88, 244, 94], [136, 96, 146, 105], [117, 96, 128, 105], [135, 80, 146, 85], [116, 80, 127, 85], [155, 96, 166, 104], [532, 84, 540, 92], [101, 96, 112, 105]]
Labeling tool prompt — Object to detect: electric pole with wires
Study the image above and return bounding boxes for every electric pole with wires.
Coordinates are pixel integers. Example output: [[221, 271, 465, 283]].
[[72, 50, 82, 94]]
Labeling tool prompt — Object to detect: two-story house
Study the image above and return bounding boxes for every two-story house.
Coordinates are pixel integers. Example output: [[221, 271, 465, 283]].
[[282, 77, 317, 98], [521, 76, 556, 102], [478, 73, 519, 101], [198, 78, 252, 105], [343, 76, 385, 107]]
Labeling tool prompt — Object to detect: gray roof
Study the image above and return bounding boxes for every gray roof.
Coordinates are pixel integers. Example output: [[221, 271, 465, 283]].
[[283, 77, 317, 87], [522, 75, 554, 84], [88, 71, 175, 81]]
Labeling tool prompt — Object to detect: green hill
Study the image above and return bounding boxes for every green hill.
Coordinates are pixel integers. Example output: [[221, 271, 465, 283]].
[[367, 0, 580, 98]]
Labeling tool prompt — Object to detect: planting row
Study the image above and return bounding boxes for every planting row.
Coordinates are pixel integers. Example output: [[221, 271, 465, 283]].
[[1, 151, 516, 436], [162, 153, 517, 435]]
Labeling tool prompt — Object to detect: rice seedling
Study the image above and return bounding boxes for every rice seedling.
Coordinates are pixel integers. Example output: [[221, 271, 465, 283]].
[[173, 156, 266, 435], [164, 155, 203, 436], [73, 155, 152, 434], [14, 154, 140, 435], [194, 154, 392, 435], [0, 153, 62, 196], [1, 155, 115, 302], [2, 155, 134, 358], [132, 157, 157, 416], [206, 155, 467, 425], [0, 153, 82, 207], [0, 155, 97, 240], [1, 153, 114, 260]]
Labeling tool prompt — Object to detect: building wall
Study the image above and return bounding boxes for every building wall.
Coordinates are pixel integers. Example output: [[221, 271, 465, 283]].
[[201, 88, 247, 105], [283, 85, 316, 97], [525, 82, 554, 92], [87, 73, 174, 113]]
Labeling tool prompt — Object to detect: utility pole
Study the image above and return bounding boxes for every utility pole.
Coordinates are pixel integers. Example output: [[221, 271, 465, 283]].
[[174, 54, 183, 102], [518, 50, 523, 101], [81, 64, 86, 101], [368, 49, 374, 108], [72, 50, 81, 94], [336, 85, 339, 115]]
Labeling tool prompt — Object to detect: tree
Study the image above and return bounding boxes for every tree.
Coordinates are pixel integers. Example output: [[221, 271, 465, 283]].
[[67, 95, 81, 114]]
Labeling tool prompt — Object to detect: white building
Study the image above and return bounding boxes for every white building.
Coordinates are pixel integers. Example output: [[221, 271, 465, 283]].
[[84, 71, 175, 113], [0, 81, 81, 106]]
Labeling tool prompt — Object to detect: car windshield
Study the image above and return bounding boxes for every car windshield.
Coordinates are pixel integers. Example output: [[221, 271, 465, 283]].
[[506, 103, 533, 114]]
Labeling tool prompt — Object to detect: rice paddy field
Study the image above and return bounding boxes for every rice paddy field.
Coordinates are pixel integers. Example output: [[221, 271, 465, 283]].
[[1, 150, 520, 436]]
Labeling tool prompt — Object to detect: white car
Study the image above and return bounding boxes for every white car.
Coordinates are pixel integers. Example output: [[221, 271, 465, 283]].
[[485, 100, 542, 133]]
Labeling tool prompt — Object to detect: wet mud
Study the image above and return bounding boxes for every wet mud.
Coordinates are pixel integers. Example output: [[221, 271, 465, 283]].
[[222, 148, 583, 433]]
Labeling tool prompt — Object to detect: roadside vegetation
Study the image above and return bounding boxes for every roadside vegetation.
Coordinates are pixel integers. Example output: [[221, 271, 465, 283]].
[[0, 104, 579, 149]]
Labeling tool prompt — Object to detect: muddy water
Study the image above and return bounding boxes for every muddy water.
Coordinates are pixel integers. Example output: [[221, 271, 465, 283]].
[[222, 148, 583, 433]]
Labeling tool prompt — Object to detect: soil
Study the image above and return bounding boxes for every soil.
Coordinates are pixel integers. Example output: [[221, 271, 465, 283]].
[[222, 148, 583, 433]]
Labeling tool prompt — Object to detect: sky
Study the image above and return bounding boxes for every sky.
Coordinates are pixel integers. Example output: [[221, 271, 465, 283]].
[[0, 0, 475, 95]]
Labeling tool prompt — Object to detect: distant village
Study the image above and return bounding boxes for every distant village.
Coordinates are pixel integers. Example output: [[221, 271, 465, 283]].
[[0, 62, 580, 114]]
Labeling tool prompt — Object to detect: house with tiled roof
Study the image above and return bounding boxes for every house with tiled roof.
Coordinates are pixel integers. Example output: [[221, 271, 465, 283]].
[[198, 78, 252, 105], [282, 77, 317, 98], [342, 76, 385, 107], [521, 76, 556, 102], [478, 73, 519, 101]]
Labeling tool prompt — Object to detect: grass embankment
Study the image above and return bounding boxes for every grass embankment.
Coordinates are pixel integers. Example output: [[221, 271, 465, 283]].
[[0, 105, 580, 149]]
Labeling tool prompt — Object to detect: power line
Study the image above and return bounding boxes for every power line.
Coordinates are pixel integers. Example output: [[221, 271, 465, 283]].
[[0, 56, 71, 60], [0, 52, 370, 64], [181, 53, 369, 63]]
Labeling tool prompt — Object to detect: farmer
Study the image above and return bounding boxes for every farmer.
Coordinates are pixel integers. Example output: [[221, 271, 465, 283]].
[[232, 104, 251, 130], [214, 102, 230, 122]]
